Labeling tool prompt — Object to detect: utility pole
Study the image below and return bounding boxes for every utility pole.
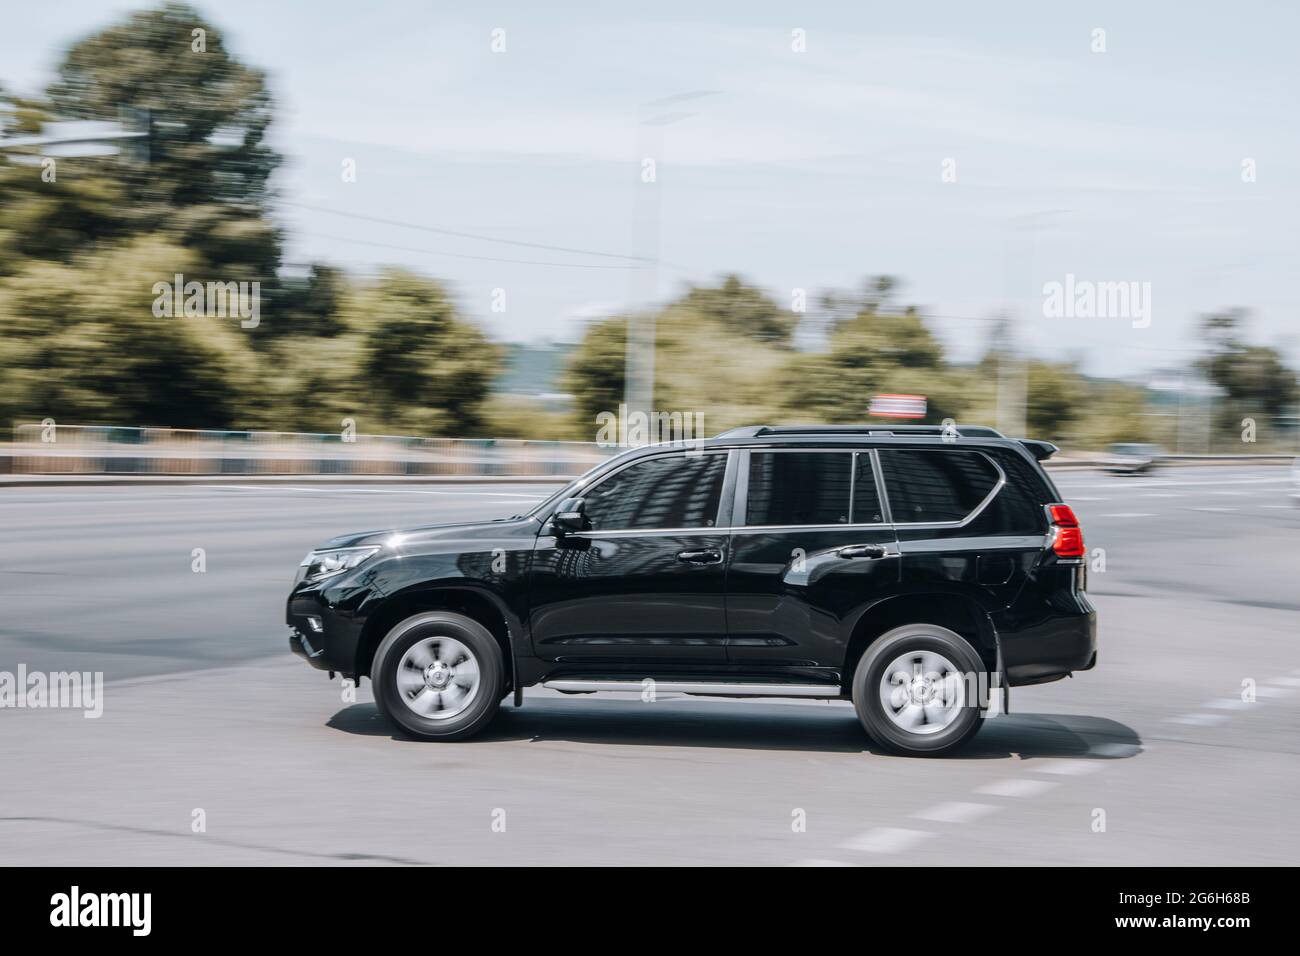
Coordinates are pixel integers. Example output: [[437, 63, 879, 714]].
[[623, 92, 715, 438]]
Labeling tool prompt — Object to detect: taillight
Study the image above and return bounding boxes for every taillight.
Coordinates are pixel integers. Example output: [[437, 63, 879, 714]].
[[1048, 503, 1085, 557]]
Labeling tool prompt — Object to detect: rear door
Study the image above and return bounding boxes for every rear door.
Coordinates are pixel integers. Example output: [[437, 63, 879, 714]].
[[725, 448, 900, 672], [528, 449, 732, 665]]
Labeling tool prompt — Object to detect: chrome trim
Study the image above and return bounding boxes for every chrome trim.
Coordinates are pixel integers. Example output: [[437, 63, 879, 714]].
[[541, 679, 841, 698], [567, 526, 729, 539], [869, 448, 893, 524], [881, 449, 1007, 529], [730, 521, 891, 534]]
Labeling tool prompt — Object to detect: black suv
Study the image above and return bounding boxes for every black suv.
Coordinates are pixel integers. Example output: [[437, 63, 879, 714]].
[[287, 425, 1096, 755]]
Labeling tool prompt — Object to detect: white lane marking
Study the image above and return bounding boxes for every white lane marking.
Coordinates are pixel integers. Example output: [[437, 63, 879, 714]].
[[1260, 504, 1294, 509], [1138, 493, 1182, 498], [1164, 713, 1229, 726], [1095, 512, 1156, 518], [912, 802, 998, 824], [791, 858, 855, 867], [1057, 476, 1291, 491], [1209, 491, 1249, 496], [1090, 742, 1141, 758], [1205, 698, 1250, 711], [1030, 759, 1105, 776], [200, 484, 545, 499], [1189, 507, 1235, 513], [1268, 676, 1300, 687], [976, 778, 1059, 798], [840, 827, 935, 854], [1256, 685, 1294, 698]]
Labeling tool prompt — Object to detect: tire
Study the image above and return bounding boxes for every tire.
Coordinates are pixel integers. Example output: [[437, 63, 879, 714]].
[[371, 612, 504, 741], [851, 624, 985, 756]]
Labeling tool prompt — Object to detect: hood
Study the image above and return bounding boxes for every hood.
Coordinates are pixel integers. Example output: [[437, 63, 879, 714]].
[[318, 515, 539, 552]]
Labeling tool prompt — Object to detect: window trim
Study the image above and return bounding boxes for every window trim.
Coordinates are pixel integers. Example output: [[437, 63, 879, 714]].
[[875, 447, 1007, 529], [563, 448, 733, 536]]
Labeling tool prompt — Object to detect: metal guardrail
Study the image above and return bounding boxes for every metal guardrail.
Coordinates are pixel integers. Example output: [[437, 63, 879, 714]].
[[4, 424, 613, 477], [1, 424, 1293, 479]]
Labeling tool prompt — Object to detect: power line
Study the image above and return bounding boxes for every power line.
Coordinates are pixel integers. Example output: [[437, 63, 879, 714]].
[[300, 232, 642, 270], [282, 200, 651, 263]]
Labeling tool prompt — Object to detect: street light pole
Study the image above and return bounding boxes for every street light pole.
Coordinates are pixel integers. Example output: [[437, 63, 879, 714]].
[[623, 92, 715, 438]]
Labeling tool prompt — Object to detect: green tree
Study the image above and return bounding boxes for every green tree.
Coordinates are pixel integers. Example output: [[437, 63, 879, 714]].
[[676, 275, 795, 345], [1196, 309, 1298, 437], [350, 269, 500, 434]]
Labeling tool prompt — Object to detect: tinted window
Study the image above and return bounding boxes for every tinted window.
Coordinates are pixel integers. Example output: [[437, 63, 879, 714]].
[[746, 452, 852, 526], [880, 450, 998, 523], [966, 449, 1049, 535], [582, 453, 726, 531], [852, 453, 885, 524]]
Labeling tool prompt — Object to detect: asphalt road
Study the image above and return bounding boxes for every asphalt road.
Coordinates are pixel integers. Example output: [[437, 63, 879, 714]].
[[1, 468, 1297, 865]]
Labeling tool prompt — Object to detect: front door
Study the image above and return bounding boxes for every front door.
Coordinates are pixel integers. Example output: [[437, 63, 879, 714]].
[[529, 450, 732, 666]]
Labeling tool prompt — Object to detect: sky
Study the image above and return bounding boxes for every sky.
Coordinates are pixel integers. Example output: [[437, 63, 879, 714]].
[[5, 0, 1299, 379]]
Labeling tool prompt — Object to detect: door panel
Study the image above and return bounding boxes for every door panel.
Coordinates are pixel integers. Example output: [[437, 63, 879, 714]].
[[527, 450, 731, 665], [726, 527, 899, 669], [724, 449, 899, 671], [529, 530, 729, 664]]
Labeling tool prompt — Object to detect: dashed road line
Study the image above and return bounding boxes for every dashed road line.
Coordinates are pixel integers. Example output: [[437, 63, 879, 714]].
[[1030, 758, 1106, 776], [840, 827, 936, 854], [1164, 713, 1229, 726], [912, 801, 999, 824], [975, 778, 1060, 798]]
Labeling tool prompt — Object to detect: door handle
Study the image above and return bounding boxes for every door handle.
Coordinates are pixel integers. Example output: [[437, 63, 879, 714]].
[[838, 544, 888, 559], [676, 548, 723, 565]]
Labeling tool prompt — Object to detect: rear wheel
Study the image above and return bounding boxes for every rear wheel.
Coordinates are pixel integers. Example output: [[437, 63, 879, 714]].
[[371, 612, 503, 740], [851, 624, 985, 756]]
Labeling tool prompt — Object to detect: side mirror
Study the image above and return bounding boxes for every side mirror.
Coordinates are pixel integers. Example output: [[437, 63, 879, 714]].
[[552, 497, 587, 534]]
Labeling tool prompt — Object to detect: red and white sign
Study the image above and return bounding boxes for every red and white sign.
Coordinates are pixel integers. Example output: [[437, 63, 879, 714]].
[[868, 393, 927, 419]]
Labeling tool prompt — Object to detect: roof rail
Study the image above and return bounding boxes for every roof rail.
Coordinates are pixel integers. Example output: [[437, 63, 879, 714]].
[[748, 424, 1005, 438]]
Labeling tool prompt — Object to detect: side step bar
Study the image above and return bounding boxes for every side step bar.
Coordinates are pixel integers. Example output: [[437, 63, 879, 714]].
[[540, 679, 842, 699]]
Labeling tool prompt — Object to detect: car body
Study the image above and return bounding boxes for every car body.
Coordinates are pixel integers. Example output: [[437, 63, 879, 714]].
[[287, 424, 1096, 755], [1101, 442, 1165, 475]]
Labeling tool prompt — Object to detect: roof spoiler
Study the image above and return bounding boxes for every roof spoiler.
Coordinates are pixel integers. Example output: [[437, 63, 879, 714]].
[[1018, 439, 1058, 461]]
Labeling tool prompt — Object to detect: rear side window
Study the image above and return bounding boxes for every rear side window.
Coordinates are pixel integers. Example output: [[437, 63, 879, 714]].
[[583, 453, 727, 531], [967, 449, 1051, 535], [746, 452, 852, 526], [880, 450, 999, 523]]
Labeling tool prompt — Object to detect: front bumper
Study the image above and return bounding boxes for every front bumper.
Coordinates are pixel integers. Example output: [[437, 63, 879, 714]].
[[286, 587, 368, 677]]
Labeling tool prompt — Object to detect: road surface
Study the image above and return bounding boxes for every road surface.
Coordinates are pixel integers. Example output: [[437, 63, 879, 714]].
[[1, 468, 1297, 865]]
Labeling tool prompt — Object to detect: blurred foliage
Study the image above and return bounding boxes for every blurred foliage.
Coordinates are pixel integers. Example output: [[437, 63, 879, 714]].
[[1196, 309, 1299, 445], [0, 3, 498, 435]]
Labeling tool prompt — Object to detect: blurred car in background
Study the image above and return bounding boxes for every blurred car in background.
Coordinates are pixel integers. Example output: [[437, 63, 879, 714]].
[[1101, 443, 1165, 475]]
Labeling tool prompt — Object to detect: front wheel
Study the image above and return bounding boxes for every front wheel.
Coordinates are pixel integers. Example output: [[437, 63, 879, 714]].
[[371, 612, 503, 740], [851, 624, 985, 756]]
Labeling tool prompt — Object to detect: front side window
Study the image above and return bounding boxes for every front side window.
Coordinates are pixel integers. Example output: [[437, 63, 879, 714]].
[[581, 453, 727, 531], [879, 449, 999, 524], [745, 451, 853, 526]]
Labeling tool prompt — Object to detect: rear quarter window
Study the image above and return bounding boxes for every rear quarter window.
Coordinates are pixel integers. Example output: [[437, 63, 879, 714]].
[[879, 449, 998, 523]]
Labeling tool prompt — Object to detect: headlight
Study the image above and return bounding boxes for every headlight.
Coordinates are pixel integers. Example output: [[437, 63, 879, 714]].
[[299, 546, 380, 584]]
